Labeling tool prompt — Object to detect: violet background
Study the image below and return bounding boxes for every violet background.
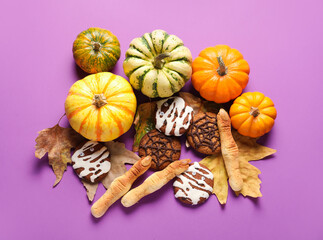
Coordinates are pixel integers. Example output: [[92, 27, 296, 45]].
[[1, 0, 322, 239]]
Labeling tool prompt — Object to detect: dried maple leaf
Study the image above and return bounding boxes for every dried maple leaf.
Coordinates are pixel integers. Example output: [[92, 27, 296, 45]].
[[200, 154, 228, 204], [132, 102, 156, 151], [82, 141, 140, 201], [200, 130, 276, 203], [35, 124, 84, 186], [232, 130, 276, 198]]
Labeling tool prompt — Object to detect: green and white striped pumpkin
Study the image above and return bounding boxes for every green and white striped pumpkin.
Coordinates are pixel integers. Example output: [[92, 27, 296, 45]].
[[123, 30, 192, 98]]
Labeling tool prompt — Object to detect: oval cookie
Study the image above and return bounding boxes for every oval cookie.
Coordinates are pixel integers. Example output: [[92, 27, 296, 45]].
[[173, 162, 214, 205], [72, 141, 111, 183], [155, 97, 193, 136]]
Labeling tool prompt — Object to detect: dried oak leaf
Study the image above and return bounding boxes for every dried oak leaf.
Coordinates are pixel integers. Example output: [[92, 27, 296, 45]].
[[200, 130, 276, 203], [200, 154, 228, 204], [82, 141, 140, 201], [232, 130, 276, 198], [35, 124, 84, 186], [132, 102, 156, 152]]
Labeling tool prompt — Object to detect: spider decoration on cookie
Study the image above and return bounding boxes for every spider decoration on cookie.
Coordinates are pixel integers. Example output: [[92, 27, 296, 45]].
[[186, 112, 221, 155], [138, 129, 181, 170]]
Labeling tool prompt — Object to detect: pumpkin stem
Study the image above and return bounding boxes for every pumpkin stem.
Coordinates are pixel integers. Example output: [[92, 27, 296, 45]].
[[93, 42, 101, 52], [153, 53, 170, 69], [92, 94, 107, 108], [216, 56, 227, 76], [250, 107, 260, 117]]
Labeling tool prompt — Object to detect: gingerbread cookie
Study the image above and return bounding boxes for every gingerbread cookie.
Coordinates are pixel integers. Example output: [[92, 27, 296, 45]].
[[72, 141, 111, 183], [173, 162, 214, 205], [138, 129, 181, 171], [186, 112, 221, 155], [155, 97, 193, 136]]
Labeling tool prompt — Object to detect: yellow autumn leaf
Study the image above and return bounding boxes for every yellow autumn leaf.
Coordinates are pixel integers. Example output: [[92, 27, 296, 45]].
[[200, 154, 228, 204], [200, 130, 276, 203]]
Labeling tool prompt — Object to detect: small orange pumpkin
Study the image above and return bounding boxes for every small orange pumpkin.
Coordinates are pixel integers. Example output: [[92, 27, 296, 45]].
[[229, 92, 277, 138], [192, 45, 250, 103], [65, 72, 137, 141]]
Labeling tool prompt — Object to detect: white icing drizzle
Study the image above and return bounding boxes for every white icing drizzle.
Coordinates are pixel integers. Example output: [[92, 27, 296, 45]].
[[173, 162, 214, 205], [72, 141, 111, 183], [155, 97, 193, 136]]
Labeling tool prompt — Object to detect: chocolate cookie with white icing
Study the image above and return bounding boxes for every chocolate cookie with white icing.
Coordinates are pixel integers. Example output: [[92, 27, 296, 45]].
[[173, 162, 214, 205], [155, 97, 194, 136], [72, 141, 111, 183]]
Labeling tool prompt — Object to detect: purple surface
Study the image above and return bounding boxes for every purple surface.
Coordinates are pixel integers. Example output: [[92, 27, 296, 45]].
[[1, 0, 323, 239]]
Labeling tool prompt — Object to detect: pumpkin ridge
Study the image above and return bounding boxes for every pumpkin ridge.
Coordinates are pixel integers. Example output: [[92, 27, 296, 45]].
[[101, 74, 116, 95], [137, 68, 152, 90], [160, 33, 169, 52], [83, 76, 97, 94], [149, 32, 158, 56], [102, 46, 120, 59], [107, 102, 135, 117], [160, 70, 175, 93], [95, 109, 103, 141], [105, 106, 124, 135], [167, 57, 191, 64], [67, 104, 91, 120], [105, 90, 134, 100], [78, 107, 93, 134], [164, 66, 189, 81], [129, 43, 150, 59], [68, 91, 91, 99], [140, 36, 154, 57], [125, 64, 148, 78], [170, 43, 185, 53]]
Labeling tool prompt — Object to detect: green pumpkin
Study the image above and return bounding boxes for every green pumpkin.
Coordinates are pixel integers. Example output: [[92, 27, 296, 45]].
[[123, 30, 192, 98], [73, 28, 120, 74]]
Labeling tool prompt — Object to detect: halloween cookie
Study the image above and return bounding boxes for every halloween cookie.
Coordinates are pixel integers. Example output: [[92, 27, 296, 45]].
[[186, 112, 221, 155], [173, 162, 214, 205], [138, 129, 181, 171], [72, 141, 111, 183], [155, 97, 194, 136]]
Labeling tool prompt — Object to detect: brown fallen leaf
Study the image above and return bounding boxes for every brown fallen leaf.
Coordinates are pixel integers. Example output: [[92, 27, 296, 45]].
[[200, 130, 276, 203], [179, 92, 203, 114], [103, 141, 140, 189], [35, 124, 84, 186], [82, 141, 140, 201], [132, 102, 156, 152], [200, 154, 228, 204], [82, 180, 98, 202]]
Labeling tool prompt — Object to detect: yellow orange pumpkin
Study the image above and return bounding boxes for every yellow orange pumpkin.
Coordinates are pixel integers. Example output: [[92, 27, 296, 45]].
[[192, 45, 250, 103], [229, 92, 277, 138], [65, 72, 137, 141]]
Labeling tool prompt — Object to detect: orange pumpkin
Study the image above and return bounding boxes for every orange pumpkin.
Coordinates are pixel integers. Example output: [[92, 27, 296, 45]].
[[229, 92, 277, 138], [65, 72, 137, 141], [192, 45, 250, 103]]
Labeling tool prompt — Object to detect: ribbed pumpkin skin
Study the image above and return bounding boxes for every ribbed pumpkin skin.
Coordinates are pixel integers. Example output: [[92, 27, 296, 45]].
[[73, 28, 120, 74], [123, 29, 192, 98], [229, 92, 277, 138], [65, 72, 137, 141], [192, 45, 250, 103]]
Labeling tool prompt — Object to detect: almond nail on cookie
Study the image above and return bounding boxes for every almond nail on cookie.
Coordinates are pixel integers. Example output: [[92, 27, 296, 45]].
[[121, 159, 191, 207], [91, 156, 152, 218]]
